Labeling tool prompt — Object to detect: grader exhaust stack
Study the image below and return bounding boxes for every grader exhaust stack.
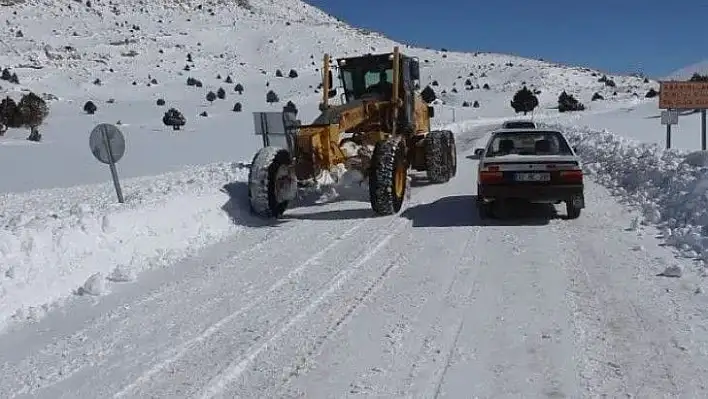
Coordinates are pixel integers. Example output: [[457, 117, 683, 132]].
[[247, 46, 457, 218]]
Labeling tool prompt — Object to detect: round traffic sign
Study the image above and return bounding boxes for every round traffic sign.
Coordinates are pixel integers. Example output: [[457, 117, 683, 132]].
[[89, 123, 125, 164]]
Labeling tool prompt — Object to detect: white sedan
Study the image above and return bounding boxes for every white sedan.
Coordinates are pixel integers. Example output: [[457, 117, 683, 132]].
[[474, 128, 584, 219]]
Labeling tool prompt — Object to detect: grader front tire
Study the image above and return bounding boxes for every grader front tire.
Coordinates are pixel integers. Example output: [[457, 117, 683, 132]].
[[248, 146, 296, 218], [369, 137, 408, 216]]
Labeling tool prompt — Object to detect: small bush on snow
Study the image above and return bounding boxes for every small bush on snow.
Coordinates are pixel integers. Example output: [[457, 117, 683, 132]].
[[266, 90, 279, 103], [83, 100, 97, 114], [558, 91, 585, 112]]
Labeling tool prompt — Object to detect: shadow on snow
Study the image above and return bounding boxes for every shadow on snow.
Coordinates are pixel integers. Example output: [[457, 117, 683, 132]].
[[220, 180, 374, 226], [401, 195, 558, 227]]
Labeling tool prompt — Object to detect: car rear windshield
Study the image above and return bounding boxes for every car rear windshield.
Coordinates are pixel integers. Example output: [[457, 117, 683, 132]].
[[503, 121, 535, 129], [485, 130, 573, 157]]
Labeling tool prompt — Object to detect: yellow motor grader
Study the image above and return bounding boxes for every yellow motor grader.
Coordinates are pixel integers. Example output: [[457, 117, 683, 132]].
[[247, 46, 457, 217]]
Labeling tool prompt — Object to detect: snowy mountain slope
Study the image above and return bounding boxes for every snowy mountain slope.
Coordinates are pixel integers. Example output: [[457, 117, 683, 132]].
[[3, 124, 708, 398], [665, 59, 708, 80], [0, 0, 657, 192]]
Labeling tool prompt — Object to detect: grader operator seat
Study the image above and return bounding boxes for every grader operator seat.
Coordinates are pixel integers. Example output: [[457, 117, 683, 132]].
[[361, 70, 393, 99], [336, 52, 419, 133]]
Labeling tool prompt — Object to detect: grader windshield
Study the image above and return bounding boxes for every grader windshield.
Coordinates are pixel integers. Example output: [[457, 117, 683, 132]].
[[337, 53, 396, 102]]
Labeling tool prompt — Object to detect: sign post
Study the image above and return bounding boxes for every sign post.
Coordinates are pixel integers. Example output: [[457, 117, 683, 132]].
[[659, 81, 708, 150], [703, 109, 707, 151], [89, 123, 126, 203], [660, 109, 678, 149]]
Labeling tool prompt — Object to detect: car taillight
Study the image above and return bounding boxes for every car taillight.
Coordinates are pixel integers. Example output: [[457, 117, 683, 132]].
[[479, 171, 503, 183], [559, 170, 583, 182]]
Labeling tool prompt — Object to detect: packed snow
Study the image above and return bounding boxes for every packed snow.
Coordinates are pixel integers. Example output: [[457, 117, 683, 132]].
[[2, 0, 708, 396]]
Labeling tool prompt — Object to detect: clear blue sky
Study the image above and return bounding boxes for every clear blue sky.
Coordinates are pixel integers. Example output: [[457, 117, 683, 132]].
[[305, 0, 707, 78]]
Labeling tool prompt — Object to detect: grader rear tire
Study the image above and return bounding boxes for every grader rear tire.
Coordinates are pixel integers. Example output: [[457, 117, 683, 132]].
[[369, 136, 408, 216], [424, 130, 453, 183], [248, 146, 297, 218]]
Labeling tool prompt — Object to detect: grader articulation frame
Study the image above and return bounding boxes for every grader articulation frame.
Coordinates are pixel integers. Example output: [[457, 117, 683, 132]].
[[247, 46, 457, 218]]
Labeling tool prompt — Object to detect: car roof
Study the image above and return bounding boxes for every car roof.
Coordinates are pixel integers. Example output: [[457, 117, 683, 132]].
[[490, 128, 563, 135], [502, 119, 535, 124]]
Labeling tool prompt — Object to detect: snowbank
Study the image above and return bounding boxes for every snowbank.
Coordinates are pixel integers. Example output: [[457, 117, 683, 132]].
[[0, 162, 250, 331], [544, 122, 708, 261]]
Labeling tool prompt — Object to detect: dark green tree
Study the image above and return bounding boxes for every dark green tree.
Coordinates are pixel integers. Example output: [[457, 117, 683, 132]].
[[510, 86, 539, 115]]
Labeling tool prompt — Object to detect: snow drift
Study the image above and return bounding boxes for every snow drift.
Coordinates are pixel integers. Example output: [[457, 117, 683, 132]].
[[546, 122, 708, 261], [0, 162, 252, 331]]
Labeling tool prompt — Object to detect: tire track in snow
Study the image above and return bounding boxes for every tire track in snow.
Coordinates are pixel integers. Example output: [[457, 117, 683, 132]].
[[271, 238, 415, 395], [270, 203, 485, 396], [399, 228, 482, 398], [424, 218, 581, 398], [431, 318, 465, 399], [195, 217, 410, 399], [112, 216, 376, 398]]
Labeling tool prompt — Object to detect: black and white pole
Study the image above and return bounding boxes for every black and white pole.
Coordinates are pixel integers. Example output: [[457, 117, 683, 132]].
[[102, 129, 124, 203]]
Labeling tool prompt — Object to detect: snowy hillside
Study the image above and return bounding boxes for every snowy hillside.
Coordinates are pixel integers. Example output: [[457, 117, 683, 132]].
[[0, 0, 657, 192]]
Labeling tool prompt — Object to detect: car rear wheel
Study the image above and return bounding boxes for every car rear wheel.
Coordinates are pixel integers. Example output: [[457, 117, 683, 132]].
[[565, 200, 581, 219], [477, 198, 494, 219]]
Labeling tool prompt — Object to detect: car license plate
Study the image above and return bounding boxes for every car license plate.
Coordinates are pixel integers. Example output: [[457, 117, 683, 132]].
[[515, 172, 550, 182]]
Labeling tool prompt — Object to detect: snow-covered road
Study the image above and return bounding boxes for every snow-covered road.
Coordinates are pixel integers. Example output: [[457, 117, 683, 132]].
[[3, 125, 708, 398]]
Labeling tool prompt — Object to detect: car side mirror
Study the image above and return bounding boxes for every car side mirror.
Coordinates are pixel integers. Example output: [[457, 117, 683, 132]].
[[474, 148, 484, 156], [428, 106, 435, 118]]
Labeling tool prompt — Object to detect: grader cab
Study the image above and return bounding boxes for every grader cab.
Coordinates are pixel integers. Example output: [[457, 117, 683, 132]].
[[247, 46, 457, 218]]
